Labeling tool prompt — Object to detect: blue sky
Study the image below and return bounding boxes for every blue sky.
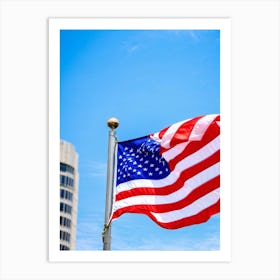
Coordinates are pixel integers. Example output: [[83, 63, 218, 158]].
[[60, 29, 220, 250]]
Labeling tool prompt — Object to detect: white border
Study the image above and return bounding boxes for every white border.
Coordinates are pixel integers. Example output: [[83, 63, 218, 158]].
[[1, 1, 279, 279], [49, 18, 231, 262]]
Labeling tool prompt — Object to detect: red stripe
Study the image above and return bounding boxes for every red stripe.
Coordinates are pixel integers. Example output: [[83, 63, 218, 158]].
[[168, 121, 220, 170], [159, 116, 202, 154], [168, 116, 203, 149], [157, 200, 220, 229], [158, 126, 169, 139], [116, 149, 220, 200], [115, 176, 219, 214], [112, 200, 220, 230]]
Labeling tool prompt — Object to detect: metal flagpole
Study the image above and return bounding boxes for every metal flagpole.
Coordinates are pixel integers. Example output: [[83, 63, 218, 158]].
[[102, 117, 119, 250]]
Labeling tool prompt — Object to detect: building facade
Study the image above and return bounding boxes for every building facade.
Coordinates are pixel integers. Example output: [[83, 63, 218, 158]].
[[60, 140, 79, 250]]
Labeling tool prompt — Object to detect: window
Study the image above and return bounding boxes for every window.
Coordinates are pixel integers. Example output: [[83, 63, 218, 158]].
[[60, 244, 70, 250], [60, 202, 72, 215], [60, 163, 75, 174], [60, 175, 74, 188], [60, 189, 73, 202], [60, 216, 71, 228], [60, 230, 71, 242]]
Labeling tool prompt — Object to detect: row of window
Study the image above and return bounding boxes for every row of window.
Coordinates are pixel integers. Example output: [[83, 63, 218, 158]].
[[60, 189, 73, 202], [60, 245, 70, 250], [60, 162, 75, 174], [60, 175, 74, 188], [60, 202, 72, 215], [60, 216, 71, 228], [60, 230, 71, 242]]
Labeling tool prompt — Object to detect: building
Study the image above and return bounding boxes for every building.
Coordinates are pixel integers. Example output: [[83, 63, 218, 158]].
[[60, 140, 79, 250]]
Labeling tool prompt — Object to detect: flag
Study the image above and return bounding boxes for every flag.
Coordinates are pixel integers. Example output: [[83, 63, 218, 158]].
[[110, 114, 220, 229]]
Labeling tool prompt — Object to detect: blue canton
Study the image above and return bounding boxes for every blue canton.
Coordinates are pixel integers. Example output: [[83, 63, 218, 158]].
[[116, 136, 171, 186]]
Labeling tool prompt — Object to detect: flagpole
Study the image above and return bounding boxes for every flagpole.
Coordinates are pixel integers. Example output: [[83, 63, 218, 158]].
[[103, 117, 119, 250]]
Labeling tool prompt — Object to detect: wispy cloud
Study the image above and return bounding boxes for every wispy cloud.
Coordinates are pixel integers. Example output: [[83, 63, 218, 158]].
[[187, 30, 200, 41], [167, 30, 201, 42], [128, 44, 140, 54], [122, 42, 143, 56], [82, 160, 107, 178], [191, 235, 220, 251], [76, 212, 220, 251], [120, 30, 203, 57], [111, 215, 220, 251], [111, 232, 220, 251], [112, 233, 219, 251], [76, 213, 104, 250]]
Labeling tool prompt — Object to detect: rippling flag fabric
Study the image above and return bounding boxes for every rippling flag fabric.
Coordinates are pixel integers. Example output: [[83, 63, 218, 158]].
[[110, 114, 220, 229]]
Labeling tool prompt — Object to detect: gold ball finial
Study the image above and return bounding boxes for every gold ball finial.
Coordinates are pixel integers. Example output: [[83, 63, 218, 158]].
[[107, 117, 119, 130]]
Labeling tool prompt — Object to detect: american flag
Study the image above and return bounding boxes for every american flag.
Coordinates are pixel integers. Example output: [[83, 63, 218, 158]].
[[110, 114, 220, 229]]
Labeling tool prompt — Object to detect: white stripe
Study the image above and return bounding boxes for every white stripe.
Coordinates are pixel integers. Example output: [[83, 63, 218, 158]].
[[150, 188, 220, 223], [112, 163, 220, 212], [116, 135, 220, 193], [160, 119, 190, 149], [151, 132, 160, 142], [163, 114, 218, 161], [188, 114, 218, 141]]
